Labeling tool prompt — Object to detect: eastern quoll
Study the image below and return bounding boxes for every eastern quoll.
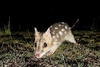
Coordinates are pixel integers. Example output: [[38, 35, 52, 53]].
[[34, 22, 79, 58]]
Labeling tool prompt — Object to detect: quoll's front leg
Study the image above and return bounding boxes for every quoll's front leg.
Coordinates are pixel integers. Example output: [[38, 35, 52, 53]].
[[46, 51, 53, 56], [46, 45, 59, 56]]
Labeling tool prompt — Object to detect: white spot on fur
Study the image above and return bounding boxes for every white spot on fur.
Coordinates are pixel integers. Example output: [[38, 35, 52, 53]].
[[61, 29, 65, 31], [61, 22, 65, 24], [59, 24, 61, 26], [57, 42, 61, 45], [53, 42, 57, 45], [59, 31, 63, 35], [53, 42, 61, 45], [55, 27, 58, 29], [53, 36, 56, 39], [65, 26, 68, 29], [56, 34, 59, 38]]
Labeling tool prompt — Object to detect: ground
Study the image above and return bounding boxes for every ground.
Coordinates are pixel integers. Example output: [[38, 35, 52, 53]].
[[0, 30, 100, 67]]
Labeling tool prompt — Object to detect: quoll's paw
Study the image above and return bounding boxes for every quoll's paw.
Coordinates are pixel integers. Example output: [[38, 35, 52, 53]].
[[75, 43, 80, 46], [46, 51, 53, 56]]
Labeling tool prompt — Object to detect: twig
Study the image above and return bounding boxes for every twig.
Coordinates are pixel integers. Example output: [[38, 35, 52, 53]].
[[91, 18, 95, 30], [71, 19, 79, 29]]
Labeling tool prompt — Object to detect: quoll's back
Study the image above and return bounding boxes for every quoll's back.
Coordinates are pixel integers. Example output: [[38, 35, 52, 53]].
[[50, 22, 77, 44]]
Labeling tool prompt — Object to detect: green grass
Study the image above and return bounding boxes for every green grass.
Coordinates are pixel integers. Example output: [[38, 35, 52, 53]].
[[0, 30, 100, 67], [0, 25, 11, 36]]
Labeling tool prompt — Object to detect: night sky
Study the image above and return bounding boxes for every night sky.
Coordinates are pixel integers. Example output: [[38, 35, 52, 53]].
[[0, 2, 100, 31]]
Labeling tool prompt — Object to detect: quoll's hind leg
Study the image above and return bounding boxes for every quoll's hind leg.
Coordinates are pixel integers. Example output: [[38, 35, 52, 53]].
[[65, 32, 80, 46]]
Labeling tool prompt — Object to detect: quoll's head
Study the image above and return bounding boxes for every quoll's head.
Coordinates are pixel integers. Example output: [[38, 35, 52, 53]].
[[34, 27, 52, 58]]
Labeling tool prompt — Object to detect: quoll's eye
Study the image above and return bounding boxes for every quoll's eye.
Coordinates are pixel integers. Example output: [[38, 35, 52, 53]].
[[34, 43, 37, 47], [43, 43, 47, 48]]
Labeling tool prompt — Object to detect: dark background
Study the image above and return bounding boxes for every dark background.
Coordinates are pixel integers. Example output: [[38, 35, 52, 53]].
[[0, 2, 100, 32]]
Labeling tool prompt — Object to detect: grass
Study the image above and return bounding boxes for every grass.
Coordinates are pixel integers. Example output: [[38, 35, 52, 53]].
[[0, 24, 11, 36], [0, 28, 100, 67]]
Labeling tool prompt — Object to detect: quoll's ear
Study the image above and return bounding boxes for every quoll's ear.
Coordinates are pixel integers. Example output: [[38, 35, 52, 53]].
[[34, 27, 39, 35], [44, 28, 51, 39]]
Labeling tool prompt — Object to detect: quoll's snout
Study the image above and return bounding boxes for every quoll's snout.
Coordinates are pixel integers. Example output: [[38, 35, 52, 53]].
[[35, 53, 40, 58]]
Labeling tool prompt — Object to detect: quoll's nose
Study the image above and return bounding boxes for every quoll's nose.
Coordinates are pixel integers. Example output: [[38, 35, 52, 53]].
[[35, 54, 40, 58]]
